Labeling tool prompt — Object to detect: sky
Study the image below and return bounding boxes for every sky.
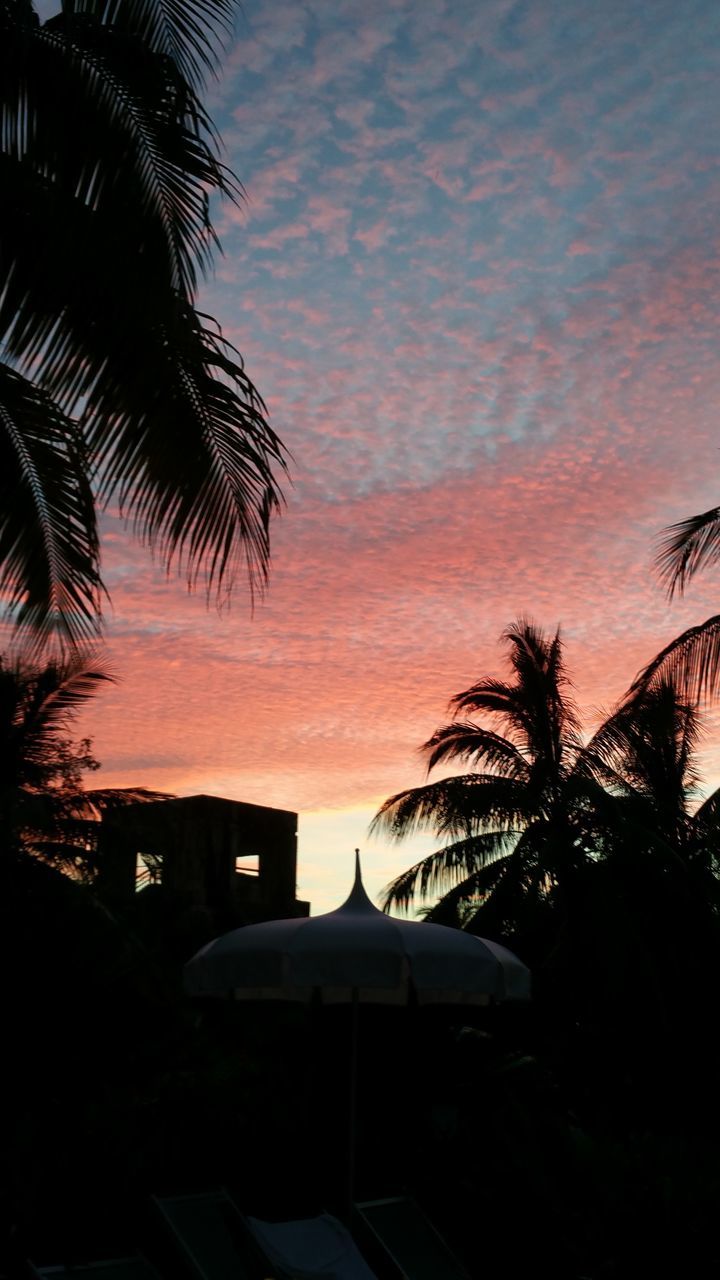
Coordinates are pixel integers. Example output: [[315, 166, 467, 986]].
[[68, 0, 720, 912]]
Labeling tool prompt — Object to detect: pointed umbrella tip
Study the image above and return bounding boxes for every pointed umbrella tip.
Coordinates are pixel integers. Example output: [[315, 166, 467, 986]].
[[336, 847, 378, 914], [353, 848, 369, 894]]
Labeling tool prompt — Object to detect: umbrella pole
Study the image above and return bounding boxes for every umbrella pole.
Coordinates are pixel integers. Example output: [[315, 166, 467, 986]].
[[346, 986, 359, 1220]]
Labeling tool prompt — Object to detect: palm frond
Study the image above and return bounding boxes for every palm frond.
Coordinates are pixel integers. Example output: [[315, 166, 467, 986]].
[[505, 617, 559, 677], [70, 785, 173, 821], [589, 695, 685, 783], [450, 676, 519, 721], [1, 16, 234, 316], [627, 616, 720, 702], [560, 765, 633, 836], [465, 842, 553, 935], [505, 619, 583, 763], [380, 831, 519, 914], [585, 683, 704, 840], [0, 650, 112, 808], [64, 0, 236, 90], [2, 167, 284, 601], [89, 306, 286, 601], [690, 786, 720, 879], [694, 785, 720, 826], [370, 774, 532, 844], [423, 722, 530, 779], [0, 361, 101, 650], [84, 785, 173, 811], [451, 620, 583, 763], [3, 650, 113, 736], [421, 856, 515, 925], [584, 698, 640, 767], [575, 748, 638, 800], [656, 507, 720, 598], [0, 0, 285, 638]]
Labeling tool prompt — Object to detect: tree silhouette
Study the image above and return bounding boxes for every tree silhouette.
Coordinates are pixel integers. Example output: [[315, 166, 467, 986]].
[[0, 650, 168, 873], [618, 505, 720, 700], [585, 679, 720, 901], [1, 0, 286, 649], [371, 620, 612, 933], [372, 620, 720, 932]]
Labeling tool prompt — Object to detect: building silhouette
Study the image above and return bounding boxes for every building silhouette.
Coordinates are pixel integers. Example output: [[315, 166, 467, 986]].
[[95, 793, 309, 922]]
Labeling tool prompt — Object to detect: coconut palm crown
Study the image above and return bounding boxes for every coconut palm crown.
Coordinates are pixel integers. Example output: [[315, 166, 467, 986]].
[[372, 620, 611, 931], [1, 0, 286, 650], [372, 620, 720, 931]]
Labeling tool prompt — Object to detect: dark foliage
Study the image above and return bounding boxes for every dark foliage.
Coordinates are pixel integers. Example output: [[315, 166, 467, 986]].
[[373, 621, 720, 939], [1, 0, 286, 649], [0, 650, 170, 874]]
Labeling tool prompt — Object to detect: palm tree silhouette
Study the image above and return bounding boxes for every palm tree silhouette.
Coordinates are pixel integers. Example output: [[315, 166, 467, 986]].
[[585, 679, 720, 895], [0, 649, 168, 872], [372, 620, 610, 932], [621, 507, 720, 700], [372, 621, 720, 931], [1, 0, 286, 649]]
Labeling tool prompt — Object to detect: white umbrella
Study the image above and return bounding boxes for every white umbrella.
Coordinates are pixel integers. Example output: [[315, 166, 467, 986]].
[[184, 852, 530, 1210], [184, 851, 530, 1005]]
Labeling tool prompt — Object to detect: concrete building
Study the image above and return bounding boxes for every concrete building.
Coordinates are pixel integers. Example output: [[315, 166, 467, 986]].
[[95, 793, 309, 922]]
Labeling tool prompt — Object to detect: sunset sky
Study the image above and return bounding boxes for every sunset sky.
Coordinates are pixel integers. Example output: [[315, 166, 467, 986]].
[[73, 0, 720, 912]]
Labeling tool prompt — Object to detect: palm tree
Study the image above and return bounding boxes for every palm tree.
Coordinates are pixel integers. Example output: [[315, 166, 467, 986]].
[[0, 649, 168, 873], [1, 0, 286, 650], [373, 623, 720, 933], [584, 679, 720, 895], [656, 507, 720, 599], [371, 620, 611, 934], [578, 677, 720, 1043], [621, 508, 720, 700], [628, 609, 720, 703]]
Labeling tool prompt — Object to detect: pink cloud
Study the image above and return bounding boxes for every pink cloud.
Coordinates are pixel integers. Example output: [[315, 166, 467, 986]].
[[249, 223, 309, 251], [354, 221, 392, 252], [567, 240, 596, 256], [304, 194, 351, 254]]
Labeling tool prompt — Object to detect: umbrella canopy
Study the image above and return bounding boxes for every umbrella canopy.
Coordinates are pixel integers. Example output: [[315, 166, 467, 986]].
[[184, 852, 530, 1005]]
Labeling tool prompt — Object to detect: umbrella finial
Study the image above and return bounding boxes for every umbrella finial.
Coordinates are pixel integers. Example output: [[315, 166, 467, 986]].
[[337, 847, 378, 914]]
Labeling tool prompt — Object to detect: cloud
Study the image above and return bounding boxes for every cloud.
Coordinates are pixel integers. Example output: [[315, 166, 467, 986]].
[[249, 223, 309, 251]]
